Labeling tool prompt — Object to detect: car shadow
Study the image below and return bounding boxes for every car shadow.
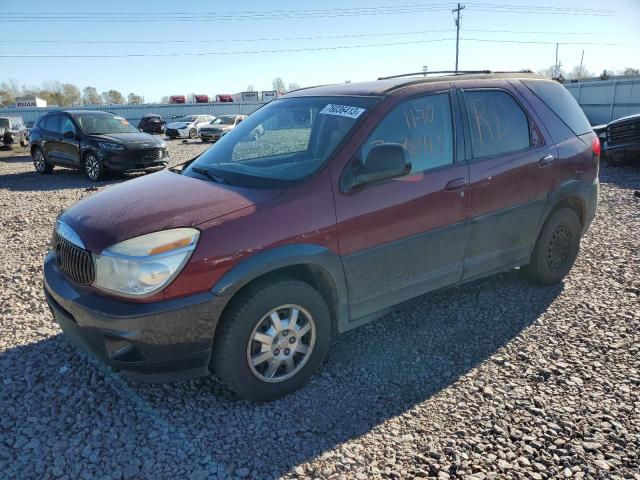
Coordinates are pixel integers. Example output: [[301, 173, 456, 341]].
[[0, 270, 563, 478], [0, 167, 146, 192]]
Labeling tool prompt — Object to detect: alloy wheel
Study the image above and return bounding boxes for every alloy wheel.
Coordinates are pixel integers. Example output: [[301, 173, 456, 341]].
[[246, 304, 316, 383], [33, 149, 46, 172], [85, 154, 100, 180]]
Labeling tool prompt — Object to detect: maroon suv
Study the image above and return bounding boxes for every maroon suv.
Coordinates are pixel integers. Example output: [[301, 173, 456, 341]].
[[44, 72, 599, 401]]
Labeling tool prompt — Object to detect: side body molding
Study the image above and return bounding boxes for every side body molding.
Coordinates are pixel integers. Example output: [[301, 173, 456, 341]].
[[210, 244, 351, 332]]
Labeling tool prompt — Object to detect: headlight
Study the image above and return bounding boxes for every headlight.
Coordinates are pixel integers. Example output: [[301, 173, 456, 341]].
[[93, 228, 199, 297], [159, 140, 166, 148], [98, 142, 125, 151]]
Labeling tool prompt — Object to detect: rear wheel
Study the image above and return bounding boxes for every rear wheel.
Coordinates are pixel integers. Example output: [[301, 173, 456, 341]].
[[522, 207, 581, 285], [32, 147, 53, 174], [84, 152, 105, 181], [212, 279, 331, 402]]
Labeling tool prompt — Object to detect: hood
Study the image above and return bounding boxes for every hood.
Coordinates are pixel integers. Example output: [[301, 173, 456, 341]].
[[201, 124, 232, 132], [167, 121, 192, 129], [60, 170, 283, 253], [608, 113, 640, 127], [92, 132, 164, 146]]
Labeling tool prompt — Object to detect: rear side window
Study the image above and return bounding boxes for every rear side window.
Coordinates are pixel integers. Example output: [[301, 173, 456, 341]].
[[44, 115, 60, 133], [362, 92, 454, 173], [521, 79, 592, 135], [463, 90, 530, 158]]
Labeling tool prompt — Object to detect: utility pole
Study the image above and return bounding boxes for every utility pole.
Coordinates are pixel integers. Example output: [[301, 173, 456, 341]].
[[452, 3, 465, 73], [578, 50, 584, 83]]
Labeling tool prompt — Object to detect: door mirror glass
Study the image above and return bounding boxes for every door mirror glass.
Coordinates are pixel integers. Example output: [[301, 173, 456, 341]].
[[355, 143, 411, 184]]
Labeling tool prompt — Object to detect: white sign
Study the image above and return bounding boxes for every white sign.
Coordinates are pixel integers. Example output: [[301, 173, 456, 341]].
[[319, 104, 365, 119], [261, 91, 277, 102], [241, 91, 259, 102]]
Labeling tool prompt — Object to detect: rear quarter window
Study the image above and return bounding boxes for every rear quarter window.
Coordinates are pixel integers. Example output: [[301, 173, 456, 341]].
[[521, 79, 592, 136]]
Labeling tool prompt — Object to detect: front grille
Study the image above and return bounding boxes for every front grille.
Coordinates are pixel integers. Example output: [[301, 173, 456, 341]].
[[607, 120, 640, 146], [53, 232, 95, 286], [141, 148, 163, 162], [165, 128, 179, 136]]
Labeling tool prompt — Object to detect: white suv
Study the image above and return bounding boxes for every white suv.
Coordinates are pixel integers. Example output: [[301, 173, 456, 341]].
[[165, 115, 215, 139]]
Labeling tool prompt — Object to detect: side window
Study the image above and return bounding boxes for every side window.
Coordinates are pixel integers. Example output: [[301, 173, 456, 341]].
[[362, 93, 454, 173], [463, 90, 531, 158], [197, 116, 206, 123], [44, 114, 60, 133], [60, 116, 76, 134]]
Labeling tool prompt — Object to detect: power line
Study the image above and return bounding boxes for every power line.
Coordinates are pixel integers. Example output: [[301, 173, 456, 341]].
[[0, 37, 620, 59], [0, 29, 624, 45]]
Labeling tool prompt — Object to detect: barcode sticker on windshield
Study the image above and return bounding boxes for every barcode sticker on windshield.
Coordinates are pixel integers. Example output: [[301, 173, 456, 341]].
[[319, 104, 365, 119]]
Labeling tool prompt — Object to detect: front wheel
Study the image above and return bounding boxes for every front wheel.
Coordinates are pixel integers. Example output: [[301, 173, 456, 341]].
[[522, 207, 581, 285], [84, 152, 105, 181], [212, 279, 331, 402], [189, 128, 197, 139]]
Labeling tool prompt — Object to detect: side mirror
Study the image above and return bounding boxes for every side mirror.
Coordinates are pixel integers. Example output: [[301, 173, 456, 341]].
[[354, 143, 411, 184], [63, 130, 76, 139]]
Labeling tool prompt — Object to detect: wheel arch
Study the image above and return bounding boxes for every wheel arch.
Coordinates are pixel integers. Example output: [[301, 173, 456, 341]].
[[211, 244, 349, 336], [538, 180, 598, 234]]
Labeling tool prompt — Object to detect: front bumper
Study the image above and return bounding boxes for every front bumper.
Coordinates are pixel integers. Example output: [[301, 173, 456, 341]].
[[43, 251, 226, 382], [165, 127, 190, 138], [98, 147, 169, 172], [604, 142, 640, 162]]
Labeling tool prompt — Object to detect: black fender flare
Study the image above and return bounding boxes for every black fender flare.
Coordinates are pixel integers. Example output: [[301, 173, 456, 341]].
[[538, 179, 599, 236], [210, 244, 350, 332]]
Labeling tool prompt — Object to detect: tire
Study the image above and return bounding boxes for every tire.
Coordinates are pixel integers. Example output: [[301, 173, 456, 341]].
[[83, 152, 105, 181], [522, 207, 581, 285], [212, 278, 331, 402], [189, 128, 197, 139], [32, 147, 53, 174]]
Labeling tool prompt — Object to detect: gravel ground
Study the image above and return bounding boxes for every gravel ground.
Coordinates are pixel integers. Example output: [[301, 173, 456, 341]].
[[0, 141, 638, 480]]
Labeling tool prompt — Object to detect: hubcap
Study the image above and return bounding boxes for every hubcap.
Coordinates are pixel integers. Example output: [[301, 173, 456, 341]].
[[33, 150, 45, 171], [247, 304, 316, 383], [85, 155, 99, 180], [548, 225, 571, 269]]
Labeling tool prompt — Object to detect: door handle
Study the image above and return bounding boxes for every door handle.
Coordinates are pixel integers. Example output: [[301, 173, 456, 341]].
[[539, 154, 555, 167], [444, 178, 467, 191]]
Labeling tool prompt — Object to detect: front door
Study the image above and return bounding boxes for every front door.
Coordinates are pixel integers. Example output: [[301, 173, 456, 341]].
[[57, 115, 81, 165], [459, 85, 557, 280], [333, 91, 470, 321]]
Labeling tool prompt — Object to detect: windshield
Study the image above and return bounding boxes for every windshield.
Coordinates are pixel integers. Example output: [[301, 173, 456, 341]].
[[178, 116, 198, 123], [74, 114, 139, 134], [0, 118, 9, 129], [184, 96, 378, 187], [211, 116, 236, 125]]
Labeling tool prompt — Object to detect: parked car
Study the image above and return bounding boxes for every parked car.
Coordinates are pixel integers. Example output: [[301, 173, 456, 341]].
[[0, 116, 29, 147], [199, 114, 246, 142], [602, 113, 640, 163], [165, 115, 216, 139], [29, 110, 169, 181], [138, 114, 166, 134], [43, 72, 599, 401]]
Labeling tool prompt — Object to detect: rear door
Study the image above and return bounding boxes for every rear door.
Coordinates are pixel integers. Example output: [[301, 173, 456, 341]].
[[334, 90, 471, 320], [459, 83, 556, 280]]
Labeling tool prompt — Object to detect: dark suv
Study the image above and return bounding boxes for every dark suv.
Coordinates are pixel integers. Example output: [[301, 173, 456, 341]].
[[43, 72, 599, 401], [138, 114, 166, 135], [29, 110, 169, 181]]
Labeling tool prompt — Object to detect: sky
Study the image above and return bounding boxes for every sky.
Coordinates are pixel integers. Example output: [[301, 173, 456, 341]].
[[1, 0, 639, 102]]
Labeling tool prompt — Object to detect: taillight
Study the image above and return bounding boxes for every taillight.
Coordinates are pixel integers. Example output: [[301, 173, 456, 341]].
[[592, 136, 601, 157]]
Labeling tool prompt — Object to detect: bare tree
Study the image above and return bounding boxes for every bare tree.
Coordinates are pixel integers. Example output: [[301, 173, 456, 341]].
[[82, 86, 102, 105], [246, 84, 255, 91], [62, 84, 82, 106], [272, 77, 286, 93], [288, 83, 301, 91], [566, 65, 595, 81], [102, 90, 125, 105], [127, 93, 144, 104]]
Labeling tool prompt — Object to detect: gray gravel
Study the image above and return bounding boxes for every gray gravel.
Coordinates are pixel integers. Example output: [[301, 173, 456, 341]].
[[1, 141, 639, 480]]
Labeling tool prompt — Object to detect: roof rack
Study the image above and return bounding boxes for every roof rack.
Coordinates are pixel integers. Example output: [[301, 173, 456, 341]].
[[377, 69, 533, 80]]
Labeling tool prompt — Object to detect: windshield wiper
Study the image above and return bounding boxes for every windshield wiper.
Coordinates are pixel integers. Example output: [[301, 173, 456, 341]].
[[191, 167, 226, 184]]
